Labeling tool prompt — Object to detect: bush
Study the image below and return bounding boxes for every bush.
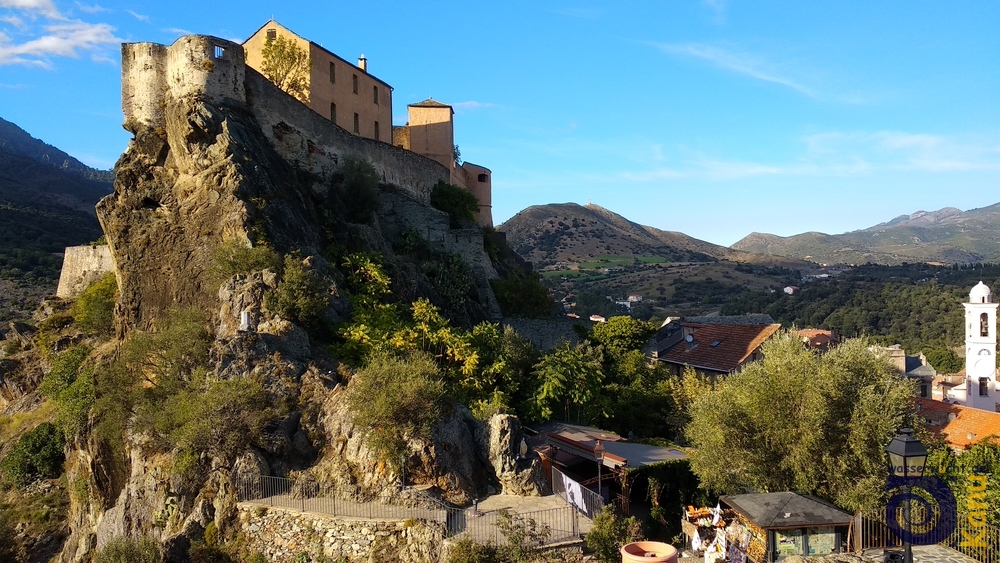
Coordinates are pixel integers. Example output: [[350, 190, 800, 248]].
[[333, 156, 380, 223], [0, 422, 66, 485], [0, 510, 14, 562], [347, 353, 448, 469], [93, 536, 162, 563], [39, 345, 90, 399], [73, 272, 117, 335], [490, 272, 553, 319], [430, 181, 478, 228], [265, 253, 330, 331], [585, 506, 643, 563], [213, 241, 281, 280]]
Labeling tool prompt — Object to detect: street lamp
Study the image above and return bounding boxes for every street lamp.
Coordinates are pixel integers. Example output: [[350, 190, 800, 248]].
[[594, 440, 606, 502], [885, 428, 928, 563]]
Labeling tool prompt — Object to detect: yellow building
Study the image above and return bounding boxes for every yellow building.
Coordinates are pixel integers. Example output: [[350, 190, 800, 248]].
[[393, 99, 493, 228], [244, 20, 392, 142]]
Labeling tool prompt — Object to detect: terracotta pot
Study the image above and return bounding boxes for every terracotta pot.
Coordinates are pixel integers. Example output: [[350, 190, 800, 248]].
[[620, 541, 679, 562]]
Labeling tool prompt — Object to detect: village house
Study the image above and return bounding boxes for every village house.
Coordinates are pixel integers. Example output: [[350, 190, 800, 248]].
[[794, 328, 838, 352], [651, 316, 781, 378], [915, 398, 1000, 451]]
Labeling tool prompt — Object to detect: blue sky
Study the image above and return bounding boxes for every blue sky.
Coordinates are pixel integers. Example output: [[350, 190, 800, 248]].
[[2, 1, 999, 246]]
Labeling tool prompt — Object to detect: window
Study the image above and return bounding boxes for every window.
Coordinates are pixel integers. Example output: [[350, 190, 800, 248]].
[[330, 103, 336, 123], [213, 45, 225, 59], [352, 74, 358, 94], [477, 173, 488, 183], [374, 121, 380, 140], [920, 384, 928, 398], [353, 113, 359, 133], [329, 62, 335, 83], [981, 377, 990, 397], [266, 29, 276, 40], [373, 85, 379, 104], [982, 313, 990, 337]]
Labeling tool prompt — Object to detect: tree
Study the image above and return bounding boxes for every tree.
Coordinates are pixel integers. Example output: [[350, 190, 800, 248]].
[[590, 315, 656, 365], [259, 35, 310, 103], [531, 342, 605, 422], [430, 181, 479, 227], [686, 333, 915, 513]]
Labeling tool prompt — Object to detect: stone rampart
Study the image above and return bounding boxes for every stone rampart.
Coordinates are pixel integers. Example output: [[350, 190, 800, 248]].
[[244, 69, 447, 202], [56, 245, 115, 299], [122, 36, 244, 132], [501, 318, 581, 351], [236, 504, 444, 563]]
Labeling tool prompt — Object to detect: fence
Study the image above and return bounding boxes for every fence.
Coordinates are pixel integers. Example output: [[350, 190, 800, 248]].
[[551, 466, 605, 519], [235, 474, 580, 546], [855, 508, 1000, 563]]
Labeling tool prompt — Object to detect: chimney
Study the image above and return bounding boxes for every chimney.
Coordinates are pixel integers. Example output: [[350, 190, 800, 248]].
[[358, 54, 367, 72], [948, 412, 957, 422]]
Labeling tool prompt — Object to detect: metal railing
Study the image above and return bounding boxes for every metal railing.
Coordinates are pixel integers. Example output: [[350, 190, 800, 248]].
[[856, 509, 1000, 563], [235, 474, 580, 546], [551, 466, 604, 519]]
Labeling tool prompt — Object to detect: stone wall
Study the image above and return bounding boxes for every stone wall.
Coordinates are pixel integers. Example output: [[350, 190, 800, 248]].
[[236, 504, 444, 563], [55, 245, 115, 299], [502, 318, 581, 351], [244, 69, 447, 203]]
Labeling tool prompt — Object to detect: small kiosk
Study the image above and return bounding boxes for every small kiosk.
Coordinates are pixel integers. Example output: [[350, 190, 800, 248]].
[[683, 492, 854, 562]]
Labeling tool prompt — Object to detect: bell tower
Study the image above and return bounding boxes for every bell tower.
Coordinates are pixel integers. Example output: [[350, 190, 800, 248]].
[[964, 281, 999, 412]]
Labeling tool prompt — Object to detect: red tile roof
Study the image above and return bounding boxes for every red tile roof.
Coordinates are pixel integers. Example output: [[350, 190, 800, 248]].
[[915, 398, 1000, 450], [658, 323, 781, 374]]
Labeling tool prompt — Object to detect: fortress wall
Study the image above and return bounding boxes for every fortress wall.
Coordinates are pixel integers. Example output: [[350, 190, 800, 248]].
[[245, 69, 447, 203], [121, 42, 168, 131], [56, 245, 115, 299], [165, 35, 245, 103]]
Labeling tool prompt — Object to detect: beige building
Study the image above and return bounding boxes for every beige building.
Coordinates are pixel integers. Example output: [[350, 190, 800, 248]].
[[393, 99, 493, 227], [244, 20, 392, 142]]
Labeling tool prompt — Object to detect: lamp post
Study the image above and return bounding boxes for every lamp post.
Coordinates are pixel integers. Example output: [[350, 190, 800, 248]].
[[885, 428, 928, 563], [594, 440, 606, 502]]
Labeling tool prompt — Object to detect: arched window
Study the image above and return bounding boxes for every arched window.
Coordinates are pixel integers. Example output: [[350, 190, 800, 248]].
[[981, 312, 989, 337]]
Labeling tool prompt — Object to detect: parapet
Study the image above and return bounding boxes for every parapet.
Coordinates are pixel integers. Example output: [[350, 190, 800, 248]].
[[122, 35, 245, 132], [56, 245, 115, 299]]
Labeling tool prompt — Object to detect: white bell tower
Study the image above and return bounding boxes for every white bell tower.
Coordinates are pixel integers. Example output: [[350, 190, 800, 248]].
[[963, 281, 999, 412]]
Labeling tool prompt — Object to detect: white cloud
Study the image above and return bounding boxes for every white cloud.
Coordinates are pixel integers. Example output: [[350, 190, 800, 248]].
[[652, 42, 816, 98], [74, 2, 107, 13], [0, 0, 62, 19], [125, 9, 148, 22], [1, 14, 25, 27], [162, 27, 191, 36], [453, 100, 494, 112], [0, 20, 120, 67], [702, 0, 727, 23]]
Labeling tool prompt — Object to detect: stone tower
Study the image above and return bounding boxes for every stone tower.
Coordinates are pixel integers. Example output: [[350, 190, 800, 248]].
[[963, 281, 999, 412]]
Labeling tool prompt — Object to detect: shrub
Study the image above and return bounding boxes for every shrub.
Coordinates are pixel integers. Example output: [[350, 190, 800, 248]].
[[347, 353, 448, 469], [0, 422, 66, 485], [430, 181, 478, 228], [0, 510, 14, 562], [490, 272, 553, 319], [213, 241, 281, 280], [39, 345, 90, 399], [332, 156, 380, 223], [584, 506, 644, 563], [93, 536, 162, 563], [73, 272, 117, 335], [265, 253, 330, 331]]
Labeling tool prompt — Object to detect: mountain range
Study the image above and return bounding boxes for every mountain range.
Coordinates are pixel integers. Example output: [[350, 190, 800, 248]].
[[499, 202, 809, 268], [0, 117, 113, 322], [732, 204, 1000, 265]]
